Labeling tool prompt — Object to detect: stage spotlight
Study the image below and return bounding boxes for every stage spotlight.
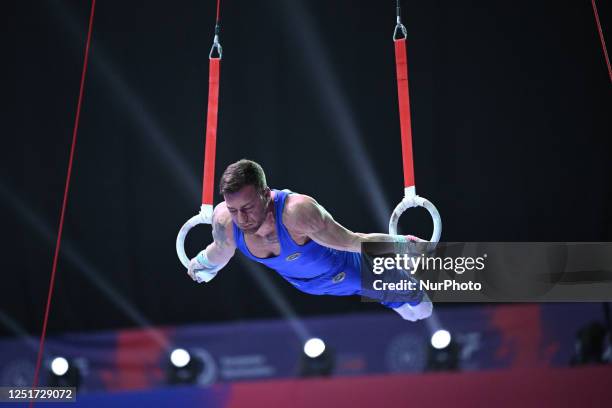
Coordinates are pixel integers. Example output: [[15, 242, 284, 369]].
[[431, 330, 451, 350], [167, 348, 204, 385], [570, 322, 610, 365], [304, 338, 326, 358], [300, 338, 334, 377], [170, 348, 191, 368], [427, 331, 460, 372], [51, 357, 69, 376], [47, 357, 81, 388]]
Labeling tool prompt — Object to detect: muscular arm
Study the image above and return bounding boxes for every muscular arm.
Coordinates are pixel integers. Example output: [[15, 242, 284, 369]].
[[207, 203, 236, 264], [286, 195, 408, 253], [187, 203, 236, 282]]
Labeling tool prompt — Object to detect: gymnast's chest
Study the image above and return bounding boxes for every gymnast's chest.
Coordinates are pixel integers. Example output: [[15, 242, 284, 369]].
[[243, 227, 309, 258]]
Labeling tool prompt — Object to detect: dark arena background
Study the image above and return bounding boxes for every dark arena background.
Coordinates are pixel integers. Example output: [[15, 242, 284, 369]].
[[3, 0, 612, 407]]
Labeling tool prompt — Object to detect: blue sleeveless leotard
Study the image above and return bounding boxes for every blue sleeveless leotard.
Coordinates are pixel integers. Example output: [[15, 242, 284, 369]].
[[232, 189, 421, 307]]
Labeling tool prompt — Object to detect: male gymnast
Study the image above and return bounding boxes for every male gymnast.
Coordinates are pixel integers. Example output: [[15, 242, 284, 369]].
[[187, 159, 432, 321]]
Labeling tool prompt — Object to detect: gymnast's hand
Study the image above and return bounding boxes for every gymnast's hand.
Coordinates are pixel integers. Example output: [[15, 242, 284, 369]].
[[187, 251, 224, 283], [187, 203, 236, 283], [187, 254, 215, 283], [187, 256, 201, 282]]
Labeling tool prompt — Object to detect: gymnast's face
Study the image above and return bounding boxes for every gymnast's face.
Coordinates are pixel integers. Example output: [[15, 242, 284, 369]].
[[224, 185, 271, 235]]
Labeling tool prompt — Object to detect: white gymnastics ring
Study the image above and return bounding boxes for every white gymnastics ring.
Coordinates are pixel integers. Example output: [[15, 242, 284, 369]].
[[176, 204, 213, 268], [389, 187, 442, 243]]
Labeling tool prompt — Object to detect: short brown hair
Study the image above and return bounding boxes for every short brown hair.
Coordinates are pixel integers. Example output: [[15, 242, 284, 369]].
[[219, 159, 267, 195]]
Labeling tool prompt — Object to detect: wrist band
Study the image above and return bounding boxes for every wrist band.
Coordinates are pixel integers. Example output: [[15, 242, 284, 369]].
[[196, 249, 218, 268]]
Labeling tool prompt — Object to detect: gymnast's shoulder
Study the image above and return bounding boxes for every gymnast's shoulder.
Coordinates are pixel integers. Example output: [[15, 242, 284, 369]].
[[283, 193, 327, 227], [212, 201, 234, 228]]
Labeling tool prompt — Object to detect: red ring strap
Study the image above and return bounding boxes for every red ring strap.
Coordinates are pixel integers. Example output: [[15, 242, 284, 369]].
[[394, 37, 416, 189], [201, 58, 220, 206], [201, 0, 222, 206]]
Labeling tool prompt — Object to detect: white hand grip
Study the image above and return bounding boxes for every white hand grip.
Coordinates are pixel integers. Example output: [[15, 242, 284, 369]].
[[176, 204, 213, 268], [389, 188, 442, 243]]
